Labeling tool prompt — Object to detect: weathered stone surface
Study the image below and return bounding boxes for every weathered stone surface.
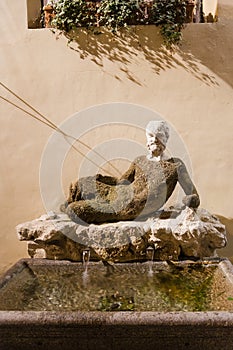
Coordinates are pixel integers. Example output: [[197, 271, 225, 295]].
[[16, 207, 227, 262], [62, 156, 200, 224], [61, 121, 200, 225], [17, 211, 98, 261], [149, 207, 227, 260]]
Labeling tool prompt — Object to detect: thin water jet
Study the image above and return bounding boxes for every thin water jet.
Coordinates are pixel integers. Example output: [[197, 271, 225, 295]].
[[146, 246, 154, 276]]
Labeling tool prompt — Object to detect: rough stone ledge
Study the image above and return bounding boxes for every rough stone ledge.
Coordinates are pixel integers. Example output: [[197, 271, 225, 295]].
[[16, 207, 227, 263]]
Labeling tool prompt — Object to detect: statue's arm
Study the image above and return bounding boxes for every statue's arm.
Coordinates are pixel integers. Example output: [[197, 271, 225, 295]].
[[67, 181, 82, 204], [174, 158, 200, 208], [118, 162, 136, 184], [60, 180, 82, 212]]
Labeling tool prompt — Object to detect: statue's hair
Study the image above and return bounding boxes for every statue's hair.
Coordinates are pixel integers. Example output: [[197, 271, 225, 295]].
[[146, 120, 170, 146]]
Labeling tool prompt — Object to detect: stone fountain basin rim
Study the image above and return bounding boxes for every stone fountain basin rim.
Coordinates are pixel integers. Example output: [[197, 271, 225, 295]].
[[0, 258, 233, 326], [1, 259, 233, 350], [0, 310, 233, 326]]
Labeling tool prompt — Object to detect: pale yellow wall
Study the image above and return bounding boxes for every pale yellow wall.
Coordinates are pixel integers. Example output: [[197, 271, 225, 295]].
[[203, 0, 218, 16], [0, 0, 233, 272]]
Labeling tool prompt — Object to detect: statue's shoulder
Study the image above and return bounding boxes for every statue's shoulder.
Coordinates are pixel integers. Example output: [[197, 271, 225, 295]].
[[166, 158, 188, 173], [134, 155, 147, 162], [133, 155, 147, 163], [167, 157, 184, 165]]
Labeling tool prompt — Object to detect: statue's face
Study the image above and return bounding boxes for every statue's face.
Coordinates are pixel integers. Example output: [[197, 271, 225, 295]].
[[146, 130, 166, 157]]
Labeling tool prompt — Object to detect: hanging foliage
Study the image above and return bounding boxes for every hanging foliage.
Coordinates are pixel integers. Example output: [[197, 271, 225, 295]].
[[152, 0, 187, 45], [50, 0, 188, 45]]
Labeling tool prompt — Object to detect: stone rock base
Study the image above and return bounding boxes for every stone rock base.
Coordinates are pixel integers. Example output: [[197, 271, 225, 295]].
[[16, 208, 227, 263]]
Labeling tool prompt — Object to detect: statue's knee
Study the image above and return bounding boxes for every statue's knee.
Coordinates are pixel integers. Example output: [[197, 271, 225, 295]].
[[67, 202, 83, 215], [66, 202, 85, 223]]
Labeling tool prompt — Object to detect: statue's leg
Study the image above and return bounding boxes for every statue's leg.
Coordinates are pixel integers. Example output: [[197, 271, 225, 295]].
[[66, 200, 118, 224], [65, 184, 149, 224]]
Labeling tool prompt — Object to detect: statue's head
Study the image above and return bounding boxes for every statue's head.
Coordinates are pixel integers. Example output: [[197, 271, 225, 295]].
[[146, 120, 169, 158]]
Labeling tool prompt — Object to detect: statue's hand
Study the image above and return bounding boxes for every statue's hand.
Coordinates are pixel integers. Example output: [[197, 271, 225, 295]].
[[182, 194, 200, 209], [60, 201, 68, 212]]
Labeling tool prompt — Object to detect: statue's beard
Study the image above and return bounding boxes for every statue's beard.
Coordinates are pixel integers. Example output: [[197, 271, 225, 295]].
[[147, 143, 164, 157]]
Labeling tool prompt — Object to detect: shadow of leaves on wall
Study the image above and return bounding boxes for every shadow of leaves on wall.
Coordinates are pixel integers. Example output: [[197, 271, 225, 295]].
[[217, 215, 233, 263], [181, 21, 233, 89], [55, 25, 219, 87]]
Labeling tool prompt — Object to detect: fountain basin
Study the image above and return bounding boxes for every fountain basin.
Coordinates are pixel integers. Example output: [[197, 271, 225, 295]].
[[0, 258, 233, 349]]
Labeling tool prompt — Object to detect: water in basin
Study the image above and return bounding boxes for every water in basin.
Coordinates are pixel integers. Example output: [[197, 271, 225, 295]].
[[1, 260, 230, 312]]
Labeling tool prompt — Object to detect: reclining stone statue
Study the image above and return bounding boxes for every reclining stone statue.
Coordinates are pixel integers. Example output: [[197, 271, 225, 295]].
[[61, 120, 200, 224], [17, 120, 226, 262]]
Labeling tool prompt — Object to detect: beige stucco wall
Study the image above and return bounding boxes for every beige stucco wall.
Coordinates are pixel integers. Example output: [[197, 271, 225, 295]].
[[203, 0, 218, 16], [0, 0, 233, 272]]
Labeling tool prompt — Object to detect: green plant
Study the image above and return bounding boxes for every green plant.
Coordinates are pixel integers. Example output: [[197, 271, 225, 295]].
[[152, 0, 187, 45], [97, 0, 138, 32], [51, 0, 97, 31], [50, 0, 188, 45]]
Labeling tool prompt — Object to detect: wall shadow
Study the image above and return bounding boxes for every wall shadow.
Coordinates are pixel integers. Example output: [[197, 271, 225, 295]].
[[217, 215, 233, 263], [181, 4, 233, 88], [56, 25, 219, 87]]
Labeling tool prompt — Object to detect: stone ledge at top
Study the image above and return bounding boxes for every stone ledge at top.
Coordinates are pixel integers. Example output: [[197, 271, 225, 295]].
[[16, 207, 227, 263]]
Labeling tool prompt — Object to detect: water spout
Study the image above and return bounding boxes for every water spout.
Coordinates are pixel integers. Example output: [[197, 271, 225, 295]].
[[82, 248, 90, 287], [146, 246, 154, 276], [82, 248, 90, 273]]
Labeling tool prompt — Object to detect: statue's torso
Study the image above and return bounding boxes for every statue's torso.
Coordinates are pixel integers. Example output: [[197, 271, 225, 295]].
[[126, 156, 180, 217], [132, 155, 180, 193], [76, 156, 181, 218], [65, 156, 184, 223]]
